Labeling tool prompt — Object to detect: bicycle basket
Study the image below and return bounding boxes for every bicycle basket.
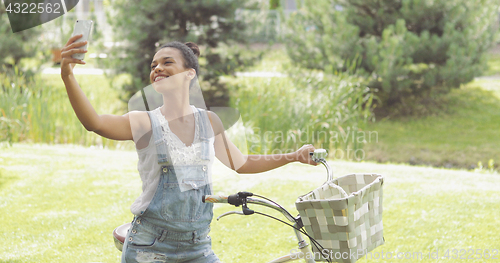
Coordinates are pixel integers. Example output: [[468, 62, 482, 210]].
[[295, 173, 384, 263]]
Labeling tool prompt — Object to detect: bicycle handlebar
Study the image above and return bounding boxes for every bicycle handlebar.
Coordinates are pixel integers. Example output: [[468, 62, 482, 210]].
[[202, 195, 228, 204], [203, 192, 299, 223], [202, 149, 333, 224]]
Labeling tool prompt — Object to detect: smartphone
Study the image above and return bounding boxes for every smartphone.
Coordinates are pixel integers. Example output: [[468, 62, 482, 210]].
[[71, 20, 93, 60]]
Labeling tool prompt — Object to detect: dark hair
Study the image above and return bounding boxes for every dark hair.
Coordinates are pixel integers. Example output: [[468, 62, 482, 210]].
[[159, 41, 200, 89]]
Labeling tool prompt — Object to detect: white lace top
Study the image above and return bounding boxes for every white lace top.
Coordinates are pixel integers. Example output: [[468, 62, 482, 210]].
[[152, 105, 205, 165], [130, 105, 215, 215]]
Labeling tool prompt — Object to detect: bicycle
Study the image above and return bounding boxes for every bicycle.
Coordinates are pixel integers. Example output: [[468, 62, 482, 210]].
[[201, 149, 339, 263], [114, 149, 384, 262]]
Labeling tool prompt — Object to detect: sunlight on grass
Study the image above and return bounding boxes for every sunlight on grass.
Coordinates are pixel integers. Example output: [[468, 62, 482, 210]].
[[0, 144, 140, 262], [364, 79, 500, 170], [1, 144, 499, 262]]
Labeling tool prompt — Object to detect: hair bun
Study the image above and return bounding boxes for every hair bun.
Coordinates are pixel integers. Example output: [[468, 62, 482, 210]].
[[184, 42, 200, 58]]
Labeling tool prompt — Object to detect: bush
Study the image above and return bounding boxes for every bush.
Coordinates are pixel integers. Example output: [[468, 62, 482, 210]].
[[0, 67, 125, 148], [285, 0, 500, 116], [0, 66, 52, 144], [227, 71, 374, 159]]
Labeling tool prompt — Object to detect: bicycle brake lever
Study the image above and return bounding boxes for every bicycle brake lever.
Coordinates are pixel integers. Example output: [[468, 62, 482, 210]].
[[217, 211, 245, 221]]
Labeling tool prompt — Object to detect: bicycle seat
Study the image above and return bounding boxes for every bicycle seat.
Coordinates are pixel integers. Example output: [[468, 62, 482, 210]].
[[113, 223, 131, 251]]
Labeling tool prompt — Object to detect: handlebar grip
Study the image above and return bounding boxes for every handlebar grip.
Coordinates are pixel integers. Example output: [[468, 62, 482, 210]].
[[202, 195, 228, 203]]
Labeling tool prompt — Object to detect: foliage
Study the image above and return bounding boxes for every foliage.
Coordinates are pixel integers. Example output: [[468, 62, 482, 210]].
[[226, 70, 374, 157], [0, 2, 44, 80], [0, 66, 45, 144], [285, 0, 500, 116], [99, 0, 264, 108], [269, 0, 280, 9], [0, 69, 128, 148], [234, 8, 282, 43]]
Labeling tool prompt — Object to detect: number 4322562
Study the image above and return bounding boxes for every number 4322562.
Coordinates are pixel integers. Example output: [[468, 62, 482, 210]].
[[5, 2, 62, 14]]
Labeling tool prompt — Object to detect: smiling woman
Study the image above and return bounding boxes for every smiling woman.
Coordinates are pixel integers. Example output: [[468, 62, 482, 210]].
[[60, 35, 318, 263], [149, 45, 197, 99], [150, 42, 200, 88]]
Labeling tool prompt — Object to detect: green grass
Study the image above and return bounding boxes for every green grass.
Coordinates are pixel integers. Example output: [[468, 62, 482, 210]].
[[1, 143, 499, 262], [484, 53, 500, 77], [1, 68, 133, 150], [0, 143, 138, 262], [41, 73, 130, 148], [364, 79, 500, 170]]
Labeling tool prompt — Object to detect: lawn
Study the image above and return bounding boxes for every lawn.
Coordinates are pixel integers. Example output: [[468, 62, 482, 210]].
[[0, 143, 499, 262], [363, 79, 500, 170]]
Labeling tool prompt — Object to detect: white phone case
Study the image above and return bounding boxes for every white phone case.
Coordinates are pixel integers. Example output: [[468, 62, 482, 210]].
[[71, 20, 93, 60]]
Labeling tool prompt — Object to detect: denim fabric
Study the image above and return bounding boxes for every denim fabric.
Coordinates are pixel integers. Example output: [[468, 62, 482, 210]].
[[122, 107, 219, 263], [122, 217, 219, 263]]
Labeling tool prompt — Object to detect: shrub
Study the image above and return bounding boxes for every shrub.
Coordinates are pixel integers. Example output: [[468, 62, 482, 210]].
[[0, 66, 52, 144], [226, 71, 374, 159], [0, 67, 124, 148], [285, 0, 500, 115]]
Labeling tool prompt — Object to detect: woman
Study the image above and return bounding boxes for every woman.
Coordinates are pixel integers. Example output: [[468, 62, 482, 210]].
[[61, 34, 317, 262]]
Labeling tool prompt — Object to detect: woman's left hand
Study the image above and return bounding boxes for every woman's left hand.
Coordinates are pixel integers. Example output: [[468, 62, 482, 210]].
[[294, 144, 318, 166]]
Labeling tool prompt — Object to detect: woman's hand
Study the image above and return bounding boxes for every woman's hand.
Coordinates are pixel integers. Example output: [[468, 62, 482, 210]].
[[295, 144, 318, 166], [60, 34, 87, 77]]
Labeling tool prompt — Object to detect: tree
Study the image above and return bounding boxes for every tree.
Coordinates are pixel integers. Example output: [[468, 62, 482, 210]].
[[0, 2, 44, 80], [100, 0, 263, 108], [286, 0, 500, 115]]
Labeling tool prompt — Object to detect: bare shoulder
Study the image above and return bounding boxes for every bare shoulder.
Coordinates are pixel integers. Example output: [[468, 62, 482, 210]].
[[127, 110, 152, 133], [206, 110, 224, 136]]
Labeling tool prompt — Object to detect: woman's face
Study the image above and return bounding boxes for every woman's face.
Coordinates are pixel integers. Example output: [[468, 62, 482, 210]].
[[149, 47, 189, 84]]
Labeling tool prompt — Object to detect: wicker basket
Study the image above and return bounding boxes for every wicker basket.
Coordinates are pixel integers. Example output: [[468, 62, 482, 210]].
[[295, 173, 384, 263]]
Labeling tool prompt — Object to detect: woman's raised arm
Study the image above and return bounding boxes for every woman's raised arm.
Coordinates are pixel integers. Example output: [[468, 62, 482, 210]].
[[60, 34, 141, 141]]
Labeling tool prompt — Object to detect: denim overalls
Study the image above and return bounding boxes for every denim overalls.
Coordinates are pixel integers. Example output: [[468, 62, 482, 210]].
[[122, 107, 220, 263]]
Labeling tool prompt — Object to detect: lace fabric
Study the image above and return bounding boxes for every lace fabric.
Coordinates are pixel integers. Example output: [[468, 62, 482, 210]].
[[152, 106, 205, 165]]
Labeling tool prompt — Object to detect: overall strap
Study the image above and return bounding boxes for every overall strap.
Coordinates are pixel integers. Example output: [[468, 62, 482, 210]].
[[196, 107, 213, 161], [147, 111, 171, 165]]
